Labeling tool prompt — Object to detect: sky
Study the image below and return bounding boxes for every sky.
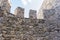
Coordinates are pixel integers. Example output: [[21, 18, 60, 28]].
[[10, 0, 44, 18]]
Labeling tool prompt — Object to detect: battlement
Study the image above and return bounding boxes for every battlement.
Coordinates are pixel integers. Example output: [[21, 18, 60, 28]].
[[0, 0, 38, 19], [0, 0, 11, 13], [14, 7, 37, 19], [29, 9, 37, 19], [14, 7, 24, 18], [0, 0, 60, 40], [0, 9, 59, 40]]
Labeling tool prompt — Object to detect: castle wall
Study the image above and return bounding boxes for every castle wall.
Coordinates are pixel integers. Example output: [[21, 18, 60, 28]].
[[0, 15, 46, 40], [0, 0, 60, 40], [0, 15, 59, 40]]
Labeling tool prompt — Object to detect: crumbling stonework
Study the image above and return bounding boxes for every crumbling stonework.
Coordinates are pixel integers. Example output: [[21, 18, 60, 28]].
[[0, 0, 60, 40], [0, 9, 46, 40], [0, 8, 60, 40]]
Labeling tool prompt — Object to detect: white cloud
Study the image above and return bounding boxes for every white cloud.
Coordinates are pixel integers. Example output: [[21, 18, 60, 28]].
[[28, 0, 31, 2], [21, 0, 27, 5], [21, 0, 31, 5]]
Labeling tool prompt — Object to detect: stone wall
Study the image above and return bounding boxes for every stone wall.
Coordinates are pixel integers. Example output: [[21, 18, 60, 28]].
[[0, 0, 60, 40], [0, 12, 46, 40], [0, 8, 60, 40]]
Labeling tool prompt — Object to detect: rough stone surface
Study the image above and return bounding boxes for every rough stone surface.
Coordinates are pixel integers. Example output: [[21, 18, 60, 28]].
[[0, 0, 60, 40], [0, 0, 11, 13], [14, 7, 24, 18], [0, 9, 60, 40], [29, 10, 37, 19]]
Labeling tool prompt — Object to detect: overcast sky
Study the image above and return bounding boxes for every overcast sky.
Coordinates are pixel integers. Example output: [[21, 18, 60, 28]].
[[10, 0, 44, 18]]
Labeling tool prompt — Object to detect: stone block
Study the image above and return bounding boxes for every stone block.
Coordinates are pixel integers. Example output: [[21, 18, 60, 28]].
[[14, 7, 24, 18], [29, 9, 37, 19]]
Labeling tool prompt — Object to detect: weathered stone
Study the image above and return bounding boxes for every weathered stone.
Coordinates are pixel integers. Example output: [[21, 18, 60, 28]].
[[0, 0, 11, 13], [14, 7, 24, 18], [29, 10, 37, 19], [0, 0, 60, 40]]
